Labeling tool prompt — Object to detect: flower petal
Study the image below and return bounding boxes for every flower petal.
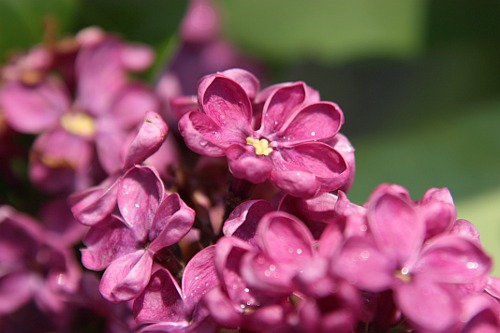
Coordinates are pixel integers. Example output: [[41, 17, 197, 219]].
[[81, 215, 139, 270], [219, 68, 260, 99], [367, 188, 424, 264], [278, 102, 343, 143], [226, 145, 273, 184], [415, 235, 492, 284], [123, 111, 169, 169], [333, 236, 395, 292], [198, 75, 252, 130], [118, 166, 164, 240], [182, 245, 219, 313], [259, 82, 306, 134], [149, 193, 195, 252], [258, 212, 314, 265], [133, 266, 187, 324], [0, 79, 68, 133], [100, 250, 153, 302], [178, 111, 229, 156], [271, 142, 348, 197], [394, 277, 459, 332], [223, 199, 273, 243], [68, 176, 119, 226]]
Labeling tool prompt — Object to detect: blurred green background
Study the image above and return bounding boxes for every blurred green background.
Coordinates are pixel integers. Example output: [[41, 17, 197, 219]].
[[1, 0, 499, 274]]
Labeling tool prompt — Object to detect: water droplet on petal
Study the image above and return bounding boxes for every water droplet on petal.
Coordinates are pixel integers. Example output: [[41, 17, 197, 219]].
[[199, 140, 208, 147], [359, 250, 370, 260], [296, 248, 303, 254], [269, 265, 276, 271], [466, 262, 479, 269], [134, 203, 140, 208], [244, 288, 250, 293], [310, 131, 316, 136]]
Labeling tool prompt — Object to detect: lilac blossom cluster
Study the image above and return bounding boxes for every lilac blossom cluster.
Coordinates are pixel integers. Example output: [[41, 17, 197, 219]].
[[0, 1, 499, 332]]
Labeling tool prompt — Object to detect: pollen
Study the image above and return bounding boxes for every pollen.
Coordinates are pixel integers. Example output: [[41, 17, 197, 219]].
[[60, 112, 96, 138], [246, 137, 273, 156]]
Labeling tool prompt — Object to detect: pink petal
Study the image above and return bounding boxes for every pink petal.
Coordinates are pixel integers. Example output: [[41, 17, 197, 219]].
[[394, 277, 460, 332], [94, 127, 129, 174], [68, 176, 119, 226], [278, 102, 343, 143], [240, 251, 296, 293], [133, 266, 187, 324], [76, 37, 126, 115], [81, 215, 139, 270], [120, 43, 155, 71], [333, 236, 395, 292], [0, 79, 68, 133], [118, 166, 164, 240], [100, 250, 153, 302], [259, 82, 306, 134], [218, 68, 260, 99], [123, 112, 169, 169], [367, 189, 424, 264], [149, 193, 195, 252], [182, 245, 219, 312], [222, 199, 273, 243], [178, 111, 230, 156], [108, 83, 160, 130], [415, 235, 492, 284], [203, 287, 243, 328], [450, 219, 482, 246], [271, 142, 348, 197], [258, 212, 314, 265], [226, 145, 273, 184], [420, 187, 456, 239], [198, 75, 252, 130], [0, 272, 33, 314]]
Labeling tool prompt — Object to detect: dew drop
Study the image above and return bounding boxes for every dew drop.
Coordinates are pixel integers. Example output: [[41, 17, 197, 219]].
[[269, 265, 276, 271], [244, 288, 250, 293], [264, 270, 271, 277], [240, 304, 246, 309], [296, 248, 303, 255], [466, 262, 479, 269], [134, 203, 140, 208], [310, 131, 316, 136], [359, 250, 370, 260], [194, 276, 199, 280], [360, 225, 368, 232], [199, 140, 208, 147]]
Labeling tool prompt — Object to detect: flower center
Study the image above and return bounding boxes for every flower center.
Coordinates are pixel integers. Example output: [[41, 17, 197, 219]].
[[394, 267, 412, 283], [60, 112, 96, 138], [246, 137, 273, 156]]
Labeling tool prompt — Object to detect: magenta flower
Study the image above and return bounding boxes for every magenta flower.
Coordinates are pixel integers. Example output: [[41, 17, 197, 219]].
[[178, 68, 350, 198], [133, 246, 219, 333], [333, 184, 493, 332], [0, 28, 158, 193], [69, 111, 169, 227], [80, 165, 195, 302], [0, 206, 81, 315]]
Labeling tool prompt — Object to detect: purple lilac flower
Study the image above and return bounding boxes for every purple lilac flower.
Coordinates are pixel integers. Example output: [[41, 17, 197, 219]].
[[200, 201, 365, 332], [0, 205, 81, 316], [178, 68, 351, 198], [80, 165, 195, 303], [69, 111, 169, 227], [333, 184, 493, 332], [0, 28, 158, 193], [133, 246, 219, 333]]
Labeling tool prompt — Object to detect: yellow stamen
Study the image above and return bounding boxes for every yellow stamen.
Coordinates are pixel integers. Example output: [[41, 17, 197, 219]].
[[246, 137, 273, 156], [60, 112, 95, 137], [394, 267, 412, 283]]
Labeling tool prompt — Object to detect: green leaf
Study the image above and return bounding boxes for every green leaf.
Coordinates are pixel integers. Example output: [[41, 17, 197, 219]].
[[0, 0, 77, 59], [217, 0, 425, 64]]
